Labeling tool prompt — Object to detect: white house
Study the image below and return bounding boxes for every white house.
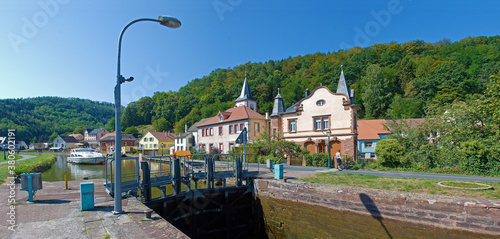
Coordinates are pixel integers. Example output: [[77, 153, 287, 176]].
[[196, 77, 268, 153]]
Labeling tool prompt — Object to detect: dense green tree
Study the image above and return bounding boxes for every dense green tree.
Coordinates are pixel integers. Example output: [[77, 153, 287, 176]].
[[121, 102, 140, 129], [124, 126, 139, 138], [73, 126, 85, 135], [152, 118, 169, 132], [0, 97, 113, 143], [106, 117, 115, 132], [361, 64, 393, 119], [48, 132, 58, 142]]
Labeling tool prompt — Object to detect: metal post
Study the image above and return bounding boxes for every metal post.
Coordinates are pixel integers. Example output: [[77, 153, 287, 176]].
[[113, 17, 174, 214], [207, 156, 214, 189], [327, 133, 331, 169], [114, 40, 123, 213], [242, 132, 246, 165], [236, 157, 242, 187], [28, 175, 33, 202], [64, 175, 69, 190], [140, 161, 151, 202], [173, 155, 181, 194]]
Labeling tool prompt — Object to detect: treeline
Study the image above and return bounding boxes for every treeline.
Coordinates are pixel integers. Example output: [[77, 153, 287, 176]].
[[121, 36, 500, 133], [376, 72, 500, 176], [0, 97, 115, 143]]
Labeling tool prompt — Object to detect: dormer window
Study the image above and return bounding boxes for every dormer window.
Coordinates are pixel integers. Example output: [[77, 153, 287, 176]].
[[219, 115, 223, 122]]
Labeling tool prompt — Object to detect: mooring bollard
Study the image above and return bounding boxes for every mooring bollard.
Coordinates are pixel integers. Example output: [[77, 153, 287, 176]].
[[64, 174, 69, 190], [144, 209, 153, 219]]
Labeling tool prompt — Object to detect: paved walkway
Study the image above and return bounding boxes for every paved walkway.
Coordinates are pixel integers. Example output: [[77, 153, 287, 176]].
[[250, 164, 500, 182], [0, 179, 188, 239], [0, 154, 36, 165]]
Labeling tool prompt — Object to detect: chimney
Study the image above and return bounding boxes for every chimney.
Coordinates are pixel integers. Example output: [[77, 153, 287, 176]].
[[166, 131, 169, 136], [305, 88, 310, 97], [350, 89, 355, 99], [185, 124, 188, 133], [265, 112, 269, 120]]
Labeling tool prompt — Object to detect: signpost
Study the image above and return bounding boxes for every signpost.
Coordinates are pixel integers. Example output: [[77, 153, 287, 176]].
[[235, 127, 247, 164]]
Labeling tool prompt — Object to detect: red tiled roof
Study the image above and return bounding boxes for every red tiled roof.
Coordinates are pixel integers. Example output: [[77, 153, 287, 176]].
[[148, 131, 176, 142], [197, 106, 266, 127], [357, 119, 390, 140], [99, 131, 136, 141], [387, 118, 427, 130], [358, 118, 428, 140]]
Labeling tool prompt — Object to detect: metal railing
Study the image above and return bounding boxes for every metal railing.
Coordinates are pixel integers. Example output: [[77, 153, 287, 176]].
[[105, 153, 261, 200]]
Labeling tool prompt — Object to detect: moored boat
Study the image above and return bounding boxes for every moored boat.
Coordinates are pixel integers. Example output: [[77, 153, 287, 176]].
[[67, 148, 105, 164]]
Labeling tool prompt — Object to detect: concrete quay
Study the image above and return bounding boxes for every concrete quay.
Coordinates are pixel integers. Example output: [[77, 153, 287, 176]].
[[0, 179, 188, 239]]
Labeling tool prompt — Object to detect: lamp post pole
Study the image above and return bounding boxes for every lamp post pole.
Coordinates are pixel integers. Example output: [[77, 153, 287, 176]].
[[327, 131, 331, 169], [113, 16, 181, 214]]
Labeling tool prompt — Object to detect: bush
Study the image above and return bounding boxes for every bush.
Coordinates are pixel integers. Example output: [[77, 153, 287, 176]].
[[305, 153, 329, 167], [368, 162, 380, 169], [260, 155, 281, 165], [375, 139, 406, 167], [14, 154, 57, 176]]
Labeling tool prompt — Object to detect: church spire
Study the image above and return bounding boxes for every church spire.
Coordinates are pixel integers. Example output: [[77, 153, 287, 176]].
[[235, 74, 257, 110], [336, 65, 351, 99], [235, 76, 256, 102], [271, 88, 286, 116]]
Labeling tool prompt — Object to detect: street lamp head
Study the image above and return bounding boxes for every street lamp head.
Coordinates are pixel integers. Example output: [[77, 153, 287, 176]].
[[158, 16, 181, 28], [326, 131, 331, 137]]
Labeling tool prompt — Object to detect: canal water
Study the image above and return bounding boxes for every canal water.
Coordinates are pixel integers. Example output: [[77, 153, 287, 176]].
[[42, 155, 171, 182]]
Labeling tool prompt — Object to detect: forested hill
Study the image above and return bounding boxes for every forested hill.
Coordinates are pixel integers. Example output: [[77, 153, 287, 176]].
[[121, 36, 500, 134], [0, 97, 114, 143]]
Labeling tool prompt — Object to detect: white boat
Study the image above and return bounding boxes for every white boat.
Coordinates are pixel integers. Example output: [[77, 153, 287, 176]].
[[67, 148, 105, 165]]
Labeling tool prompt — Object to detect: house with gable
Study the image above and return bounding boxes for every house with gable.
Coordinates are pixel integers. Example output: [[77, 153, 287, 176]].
[[99, 131, 138, 154], [138, 131, 176, 156], [270, 67, 360, 161], [196, 76, 268, 153], [357, 119, 391, 159], [357, 118, 427, 159], [52, 135, 79, 149], [84, 128, 110, 148]]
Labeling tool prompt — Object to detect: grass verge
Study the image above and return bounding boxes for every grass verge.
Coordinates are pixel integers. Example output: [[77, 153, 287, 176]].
[[0, 154, 57, 184], [299, 173, 500, 200]]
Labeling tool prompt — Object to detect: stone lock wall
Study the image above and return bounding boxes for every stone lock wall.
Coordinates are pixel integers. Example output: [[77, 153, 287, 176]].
[[255, 179, 500, 238]]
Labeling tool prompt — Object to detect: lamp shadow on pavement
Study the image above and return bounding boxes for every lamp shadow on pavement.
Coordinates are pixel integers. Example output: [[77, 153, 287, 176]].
[[34, 199, 71, 204], [359, 193, 393, 239]]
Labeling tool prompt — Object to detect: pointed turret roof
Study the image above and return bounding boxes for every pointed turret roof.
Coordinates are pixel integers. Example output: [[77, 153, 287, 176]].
[[271, 88, 286, 116], [235, 76, 256, 102], [336, 65, 351, 99]]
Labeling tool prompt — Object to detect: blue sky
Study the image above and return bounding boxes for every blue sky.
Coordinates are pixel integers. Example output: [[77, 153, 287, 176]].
[[1, 0, 499, 105]]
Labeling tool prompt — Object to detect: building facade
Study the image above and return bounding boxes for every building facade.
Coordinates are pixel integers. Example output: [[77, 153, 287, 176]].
[[99, 132, 138, 154], [357, 119, 391, 159], [138, 131, 175, 156], [84, 128, 110, 148], [270, 67, 359, 160], [52, 135, 79, 149], [357, 118, 426, 159], [197, 76, 268, 153]]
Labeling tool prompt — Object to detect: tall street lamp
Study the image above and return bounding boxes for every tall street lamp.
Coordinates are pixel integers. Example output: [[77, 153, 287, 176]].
[[114, 15, 181, 214], [327, 131, 331, 169]]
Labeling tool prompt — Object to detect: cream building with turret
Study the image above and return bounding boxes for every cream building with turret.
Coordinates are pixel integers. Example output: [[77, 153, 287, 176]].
[[270, 67, 359, 161]]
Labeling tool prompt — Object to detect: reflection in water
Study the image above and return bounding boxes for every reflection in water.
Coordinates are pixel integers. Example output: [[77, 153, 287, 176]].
[[43, 155, 105, 181], [42, 155, 175, 182]]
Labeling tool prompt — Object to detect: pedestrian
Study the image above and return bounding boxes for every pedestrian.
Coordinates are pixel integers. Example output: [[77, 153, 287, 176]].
[[335, 150, 342, 170]]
